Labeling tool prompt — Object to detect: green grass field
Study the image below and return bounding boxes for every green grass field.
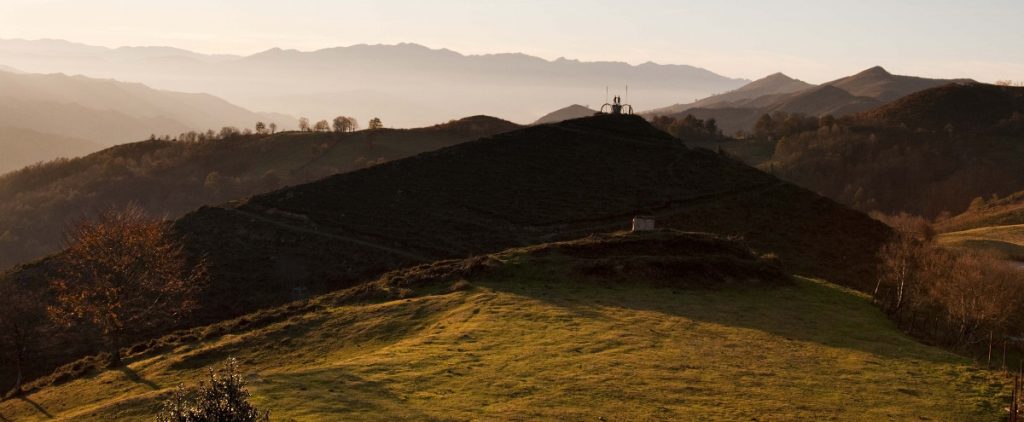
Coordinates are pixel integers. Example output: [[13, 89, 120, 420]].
[[0, 251, 1007, 421], [939, 224, 1024, 261]]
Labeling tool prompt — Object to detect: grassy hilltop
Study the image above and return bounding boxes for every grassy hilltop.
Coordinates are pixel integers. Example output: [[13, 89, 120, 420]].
[[0, 232, 1005, 421]]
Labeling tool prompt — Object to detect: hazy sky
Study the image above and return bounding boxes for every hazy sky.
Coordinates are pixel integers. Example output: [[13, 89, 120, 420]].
[[1, 0, 1022, 83]]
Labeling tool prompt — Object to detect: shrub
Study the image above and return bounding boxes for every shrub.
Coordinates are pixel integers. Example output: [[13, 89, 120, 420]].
[[156, 358, 269, 422]]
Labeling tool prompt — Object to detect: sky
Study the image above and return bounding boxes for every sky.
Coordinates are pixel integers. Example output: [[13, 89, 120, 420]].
[[1, 0, 1022, 83]]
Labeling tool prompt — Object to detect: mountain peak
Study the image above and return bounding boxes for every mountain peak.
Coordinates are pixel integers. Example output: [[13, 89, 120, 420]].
[[764, 72, 795, 81], [856, 66, 892, 77]]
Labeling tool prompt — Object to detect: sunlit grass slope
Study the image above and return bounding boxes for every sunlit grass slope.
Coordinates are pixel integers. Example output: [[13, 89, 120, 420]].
[[939, 224, 1024, 261], [0, 233, 1007, 421]]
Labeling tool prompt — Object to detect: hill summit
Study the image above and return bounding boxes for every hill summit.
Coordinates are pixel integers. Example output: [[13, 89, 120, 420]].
[[169, 114, 887, 315]]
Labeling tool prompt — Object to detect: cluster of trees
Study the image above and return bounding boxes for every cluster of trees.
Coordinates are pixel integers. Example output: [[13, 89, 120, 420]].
[[297, 116, 380, 133], [254, 122, 278, 135], [154, 122, 276, 144], [873, 215, 1024, 351], [752, 112, 836, 140], [650, 114, 723, 140], [766, 120, 1024, 217], [1, 206, 205, 395], [150, 115, 387, 144]]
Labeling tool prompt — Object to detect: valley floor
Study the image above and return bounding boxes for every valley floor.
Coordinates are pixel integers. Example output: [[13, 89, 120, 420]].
[[0, 266, 1007, 421]]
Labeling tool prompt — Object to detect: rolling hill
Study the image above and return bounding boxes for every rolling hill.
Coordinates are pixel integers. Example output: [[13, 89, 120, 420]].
[[857, 81, 1024, 132], [0, 39, 749, 127], [936, 190, 1024, 261], [651, 67, 972, 135], [533, 104, 597, 125], [938, 191, 1024, 232], [0, 232, 1005, 420], [0, 127, 100, 174], [764, 83, 1024, 217], [0, 116, 520, 271], [0, 70, 290, 149], [0, 114, 891, 391], [645, 72, 813, 116]]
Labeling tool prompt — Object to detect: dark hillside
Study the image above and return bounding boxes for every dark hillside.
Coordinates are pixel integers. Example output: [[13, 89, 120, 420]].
[[0, 114, 890, 391], [856, 83, 1024, 132], [0, 116, 519, 269], [175, 114, 887, 314], [766, 83, 1024, 216]]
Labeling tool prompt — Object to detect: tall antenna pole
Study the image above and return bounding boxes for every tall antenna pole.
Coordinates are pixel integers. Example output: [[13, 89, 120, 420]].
[[625, 84, 629, 105]]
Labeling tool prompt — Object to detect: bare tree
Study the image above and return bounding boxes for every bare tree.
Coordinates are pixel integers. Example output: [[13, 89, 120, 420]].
[[875, 232, 1024, 347], [254, 122, 266, 135], [332, 116, 358, 133], [219, 127, 240, 139], [314, 120, 330, 132], [48, 205, 205, 367], [0, 281, 43, 395], [298, 117, 310, 132], [268, 122, 277, 134]]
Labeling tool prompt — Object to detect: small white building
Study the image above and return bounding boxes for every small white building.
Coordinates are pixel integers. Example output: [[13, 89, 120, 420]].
[[632, 216, 656, 232]]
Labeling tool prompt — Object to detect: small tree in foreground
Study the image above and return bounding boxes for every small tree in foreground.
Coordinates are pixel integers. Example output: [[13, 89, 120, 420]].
[[156, 358, 269, 422], [0, 282, 44, 396], [48, 205, 204, 367]]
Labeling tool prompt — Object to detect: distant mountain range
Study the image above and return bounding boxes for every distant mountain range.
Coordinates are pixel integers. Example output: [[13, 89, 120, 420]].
[[646, 67, 973, 134], [0, 70, 292, 174], [0, 38, 749, 127]]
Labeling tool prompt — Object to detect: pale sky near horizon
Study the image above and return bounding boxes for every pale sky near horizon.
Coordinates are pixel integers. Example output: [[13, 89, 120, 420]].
[[1, 0, 1022, 83]]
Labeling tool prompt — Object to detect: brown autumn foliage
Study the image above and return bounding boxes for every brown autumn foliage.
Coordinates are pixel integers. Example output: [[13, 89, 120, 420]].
[[47, 205, 205, 367], [874, 227, 1024, 349]]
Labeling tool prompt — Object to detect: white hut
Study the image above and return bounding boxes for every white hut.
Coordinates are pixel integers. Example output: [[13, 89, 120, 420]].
[[631, 216, 656, 232]]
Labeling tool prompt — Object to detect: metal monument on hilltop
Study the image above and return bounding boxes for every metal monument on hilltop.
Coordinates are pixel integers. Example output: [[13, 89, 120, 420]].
[[600, 86, 634, 115]]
